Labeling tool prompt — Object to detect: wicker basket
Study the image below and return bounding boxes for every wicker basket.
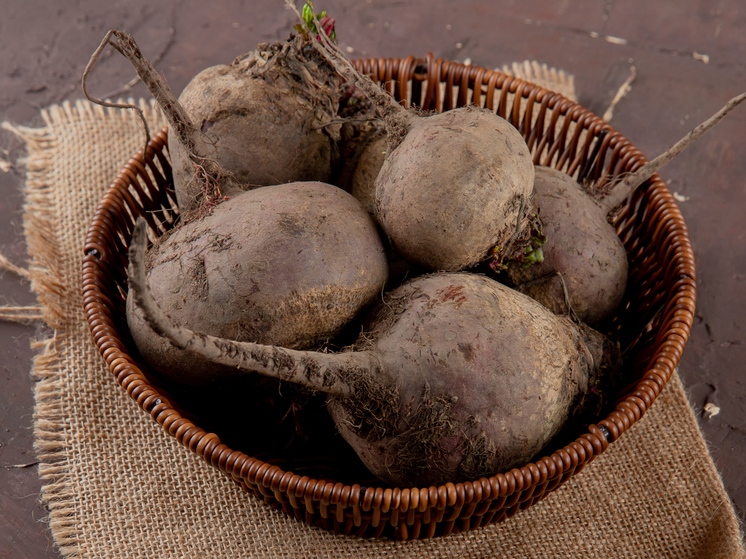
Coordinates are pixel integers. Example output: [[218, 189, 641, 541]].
[[82, 54, 696, 540]]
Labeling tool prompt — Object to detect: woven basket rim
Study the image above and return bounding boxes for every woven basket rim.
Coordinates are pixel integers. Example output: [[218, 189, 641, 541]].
[[82, 54, 696, 540]]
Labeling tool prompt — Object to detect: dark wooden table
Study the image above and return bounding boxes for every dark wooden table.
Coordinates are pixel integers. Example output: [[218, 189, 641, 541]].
[[2, 1, 744, 556]]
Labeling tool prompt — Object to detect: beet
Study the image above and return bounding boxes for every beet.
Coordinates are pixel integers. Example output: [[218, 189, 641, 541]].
[[326, 273, 618, 486], [287, 12, 535, 272], [506, 165, 628, 326], [84, 30, 344, 214], [504, 90, 746, 324], [129, 221, 618, 486], [373, 106, 534, 272], [126, 182, 388, 385], [168, 39, 344, 211]]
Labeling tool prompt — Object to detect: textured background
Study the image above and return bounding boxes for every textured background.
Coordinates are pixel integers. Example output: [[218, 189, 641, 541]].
[[1, 1, 744, 556]]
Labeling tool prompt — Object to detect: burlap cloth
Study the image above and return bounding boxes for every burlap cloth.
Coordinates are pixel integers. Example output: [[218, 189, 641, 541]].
[[5, 66, 745, 558]]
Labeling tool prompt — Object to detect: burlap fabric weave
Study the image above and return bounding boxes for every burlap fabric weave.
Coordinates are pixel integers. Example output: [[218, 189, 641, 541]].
[[6, 68, 745, 558]]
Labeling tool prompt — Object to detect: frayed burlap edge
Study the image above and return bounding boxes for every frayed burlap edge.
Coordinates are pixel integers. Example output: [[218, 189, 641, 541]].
[[5, 116, 77, 554], [6, 135, 78, 556], [5, 99, 164, 558]]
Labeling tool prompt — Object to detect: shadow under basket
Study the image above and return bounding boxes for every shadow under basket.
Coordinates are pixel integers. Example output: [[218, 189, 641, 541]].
[[82, 54, 696, 541]]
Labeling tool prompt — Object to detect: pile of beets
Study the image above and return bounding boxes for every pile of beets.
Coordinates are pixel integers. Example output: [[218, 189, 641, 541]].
[[85, 6, 741, 488]]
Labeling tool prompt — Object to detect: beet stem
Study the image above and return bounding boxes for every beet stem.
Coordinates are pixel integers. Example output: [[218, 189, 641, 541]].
[[85, 29, 222, 181], [127, 218, 373, 398], [285, 0, 411, 128], [82, 30, 151, 155], [600, 90, 746, 213]]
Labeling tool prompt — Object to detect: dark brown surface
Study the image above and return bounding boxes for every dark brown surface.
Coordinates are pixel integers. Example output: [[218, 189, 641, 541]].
[[1, 0, 744, 556]]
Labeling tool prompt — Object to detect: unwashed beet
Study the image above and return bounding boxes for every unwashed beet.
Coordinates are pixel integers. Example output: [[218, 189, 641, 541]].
[[506, 165, 628, 326], [289, 12, 535, 272], [169, 38, 344, 211], [373, 106, 534, 272], [326, 273, 618, 486], [85, 30, 345, 214], [505, 91, 746, 324], [126, 182, 388, 385]]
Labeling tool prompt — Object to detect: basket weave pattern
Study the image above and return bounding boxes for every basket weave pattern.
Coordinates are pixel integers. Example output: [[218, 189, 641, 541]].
[[81, 55, 696, 540]]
